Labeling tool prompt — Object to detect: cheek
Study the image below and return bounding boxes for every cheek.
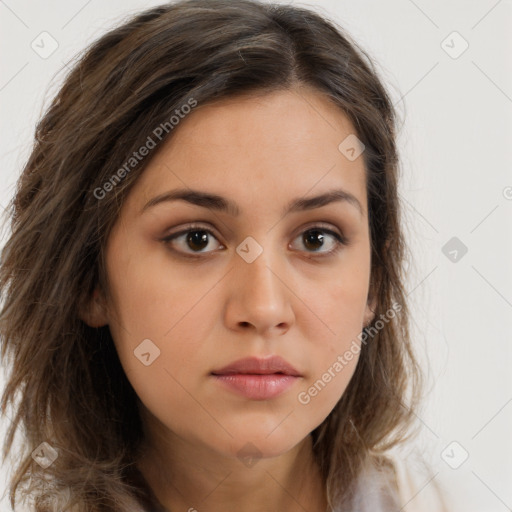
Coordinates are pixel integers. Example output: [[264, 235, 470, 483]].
[[103, 242, 220, 416], [293, 259, 369, 410], [105, 279, 217, 445], [299, 259, 370, 350], [296, 314, 362, 412], [105, 232, 219, 341], [106, 263, 216, 375]]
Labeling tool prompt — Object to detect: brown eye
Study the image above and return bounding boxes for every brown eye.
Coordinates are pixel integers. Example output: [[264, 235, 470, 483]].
[[162, 226, 223, 256], [185, 230, 210, 252], [291, 227, 348, 256], [303, 229, 326, 251]]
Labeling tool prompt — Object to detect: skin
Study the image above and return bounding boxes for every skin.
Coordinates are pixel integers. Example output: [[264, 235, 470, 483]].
[[82, 85, 376, 512]]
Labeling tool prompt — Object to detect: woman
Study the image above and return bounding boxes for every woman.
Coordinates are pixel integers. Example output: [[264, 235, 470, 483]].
[[0, 0, 447, 510]]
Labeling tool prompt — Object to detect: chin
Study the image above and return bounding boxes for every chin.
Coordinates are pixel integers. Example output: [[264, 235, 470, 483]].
[[209, 424, 312, 463]]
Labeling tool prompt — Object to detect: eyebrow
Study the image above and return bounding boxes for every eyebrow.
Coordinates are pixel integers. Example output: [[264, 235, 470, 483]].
[[141, 187, 364, 218]]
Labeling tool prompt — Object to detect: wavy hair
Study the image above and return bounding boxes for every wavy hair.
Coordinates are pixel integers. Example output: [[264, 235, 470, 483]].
[[0, 0, 423, 510]]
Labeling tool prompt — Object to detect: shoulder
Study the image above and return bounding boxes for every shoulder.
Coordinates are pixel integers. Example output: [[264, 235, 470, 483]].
[[391, 450, 449, 512], [333, 451, 450, 512]]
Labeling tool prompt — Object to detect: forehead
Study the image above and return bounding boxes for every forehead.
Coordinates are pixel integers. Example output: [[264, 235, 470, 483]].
[[125, 87, 368, 218]]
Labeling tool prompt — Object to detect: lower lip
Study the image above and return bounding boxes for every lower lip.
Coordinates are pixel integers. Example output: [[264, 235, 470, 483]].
[[211, 374, 299, 400]]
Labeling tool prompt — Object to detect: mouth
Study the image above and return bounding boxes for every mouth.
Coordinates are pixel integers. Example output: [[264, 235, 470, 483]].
[[210, 356, 302, 400]]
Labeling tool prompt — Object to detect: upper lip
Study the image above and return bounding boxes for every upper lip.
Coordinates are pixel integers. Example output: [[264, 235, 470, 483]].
[[211, 356, 301, 376]]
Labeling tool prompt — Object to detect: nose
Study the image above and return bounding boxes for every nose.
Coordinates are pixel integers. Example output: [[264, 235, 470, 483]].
[[223, 241, 295, 337]]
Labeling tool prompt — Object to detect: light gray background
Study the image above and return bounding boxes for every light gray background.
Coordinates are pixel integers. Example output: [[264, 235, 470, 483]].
[[1, 1, 511, 511]]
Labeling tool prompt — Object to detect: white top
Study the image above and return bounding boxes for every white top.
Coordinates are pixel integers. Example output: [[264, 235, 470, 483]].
[[333, 453, 449, 512]]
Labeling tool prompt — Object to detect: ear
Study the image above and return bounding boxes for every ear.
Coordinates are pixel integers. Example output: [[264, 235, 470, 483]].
[[363, 272, 378, 328], [363, 293, 377, 328], [79, 286, 109, 327], [363, 237, 389, 327]]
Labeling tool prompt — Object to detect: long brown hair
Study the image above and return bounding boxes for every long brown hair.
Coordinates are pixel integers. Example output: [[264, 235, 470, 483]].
[[0, 0, 422, 510]]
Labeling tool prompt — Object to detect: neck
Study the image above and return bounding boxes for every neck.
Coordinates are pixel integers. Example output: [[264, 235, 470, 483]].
[[136, 427, 328, 512]]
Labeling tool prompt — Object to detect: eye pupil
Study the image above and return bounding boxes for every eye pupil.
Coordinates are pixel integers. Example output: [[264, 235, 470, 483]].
[[187, 231, 209, 251], [304, 230, 324, 251]]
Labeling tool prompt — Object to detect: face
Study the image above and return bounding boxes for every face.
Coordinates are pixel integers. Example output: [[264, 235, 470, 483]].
[[87, 87, 375, 462]]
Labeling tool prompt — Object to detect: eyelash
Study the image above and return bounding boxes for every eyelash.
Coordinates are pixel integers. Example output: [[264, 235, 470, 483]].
[[160, 223, 349, 259]]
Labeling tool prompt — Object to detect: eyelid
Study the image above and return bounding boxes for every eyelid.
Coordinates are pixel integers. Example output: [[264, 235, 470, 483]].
[[293, 221, 346, 242], [162, 222, 219, 238]]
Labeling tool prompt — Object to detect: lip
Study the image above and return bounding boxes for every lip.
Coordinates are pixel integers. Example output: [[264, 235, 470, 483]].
[[211, 356, 301, 376], [211, 356, 302, 400]]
